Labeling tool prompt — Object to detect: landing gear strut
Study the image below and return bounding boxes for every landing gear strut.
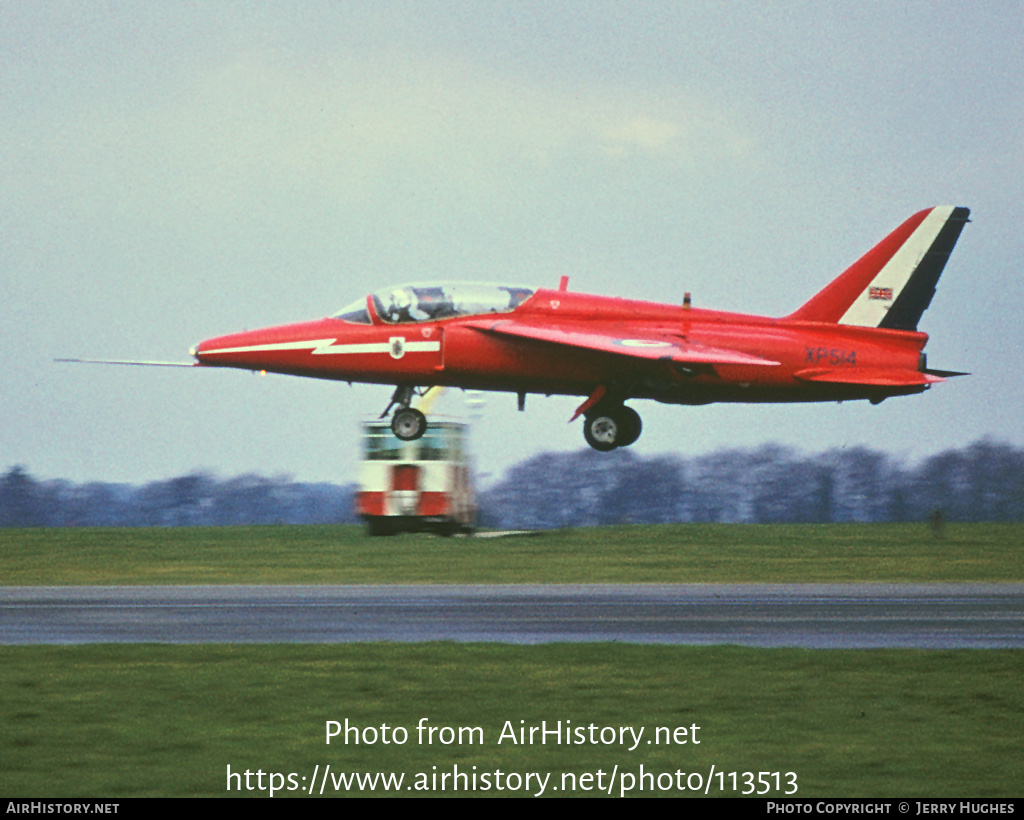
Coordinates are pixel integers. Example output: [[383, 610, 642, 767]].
[[583, 404, 642, 451], [381, 385, 428, 441]]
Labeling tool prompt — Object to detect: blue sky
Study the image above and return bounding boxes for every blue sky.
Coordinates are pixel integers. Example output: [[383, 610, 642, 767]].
[[3, 1, 1022, 483]]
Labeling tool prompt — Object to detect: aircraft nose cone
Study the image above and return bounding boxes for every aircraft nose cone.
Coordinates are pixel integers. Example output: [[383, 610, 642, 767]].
[[190, 338, 219, 365], [190, 342, 210, 364]]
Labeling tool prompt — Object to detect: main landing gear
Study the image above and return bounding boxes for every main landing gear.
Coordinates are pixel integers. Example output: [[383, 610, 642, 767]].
[[381, 386, 428, 441], [582, 404, 642, 452]]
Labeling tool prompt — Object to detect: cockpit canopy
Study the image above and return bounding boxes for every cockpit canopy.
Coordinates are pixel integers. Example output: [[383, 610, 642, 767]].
[[333, 282, 535, 324]]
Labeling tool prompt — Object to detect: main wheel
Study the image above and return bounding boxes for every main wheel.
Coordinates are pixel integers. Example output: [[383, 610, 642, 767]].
[[583, 412, 620, 451], [583, 405, 643, 451], [616, 405, 642, 447], [391, 407, 427, 441]]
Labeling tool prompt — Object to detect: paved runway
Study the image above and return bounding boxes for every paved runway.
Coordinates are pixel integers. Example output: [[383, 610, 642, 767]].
[[2, 584, 1022, 647]]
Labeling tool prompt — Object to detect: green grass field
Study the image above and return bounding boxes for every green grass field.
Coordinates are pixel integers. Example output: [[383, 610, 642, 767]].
[[2, 644, 1022, 798], [1, 522, 1022, 584], [1, 524, 1022, 798]]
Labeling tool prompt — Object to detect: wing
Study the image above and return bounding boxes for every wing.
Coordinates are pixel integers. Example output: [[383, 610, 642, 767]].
[[462, 319, 780, 367]]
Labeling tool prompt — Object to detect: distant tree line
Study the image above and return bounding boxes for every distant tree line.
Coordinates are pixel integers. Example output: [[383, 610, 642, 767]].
[[0, 468, 355, 528], [478, 439, 1024, 529], [2, 439, 1024, 529]]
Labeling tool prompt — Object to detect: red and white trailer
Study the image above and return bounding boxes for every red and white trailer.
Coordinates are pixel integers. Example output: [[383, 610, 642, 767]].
[[356, 420, 476, 536]]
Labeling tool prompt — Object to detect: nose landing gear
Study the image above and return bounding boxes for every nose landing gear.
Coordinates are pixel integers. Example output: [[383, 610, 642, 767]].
[[380, 385, 428, 441]]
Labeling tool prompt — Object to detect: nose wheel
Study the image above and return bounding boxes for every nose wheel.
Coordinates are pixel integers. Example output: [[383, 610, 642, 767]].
[[583, 404, 642, 451], [391, 406, 427, 441], [380, 386, 429, 441]]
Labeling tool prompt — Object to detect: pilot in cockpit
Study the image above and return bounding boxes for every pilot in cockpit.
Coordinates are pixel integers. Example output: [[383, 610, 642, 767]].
[[382, 287, 417, 322]]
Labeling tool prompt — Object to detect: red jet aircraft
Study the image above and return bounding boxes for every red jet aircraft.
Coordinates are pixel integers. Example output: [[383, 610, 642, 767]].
[[188, 206, 970, 451]]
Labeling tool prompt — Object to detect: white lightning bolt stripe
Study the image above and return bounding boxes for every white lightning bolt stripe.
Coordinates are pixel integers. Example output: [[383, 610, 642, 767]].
[[201, 339, 335, 355], [314, 340, 440, 356], [201, 339, 441, 356]]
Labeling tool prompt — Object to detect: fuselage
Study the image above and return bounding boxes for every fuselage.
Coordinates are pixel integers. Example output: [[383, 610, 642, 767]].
[[193, 286, 931, 406]]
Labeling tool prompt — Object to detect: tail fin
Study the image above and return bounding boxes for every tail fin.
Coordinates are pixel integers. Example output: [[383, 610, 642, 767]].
[[787, 206, 970, 329]]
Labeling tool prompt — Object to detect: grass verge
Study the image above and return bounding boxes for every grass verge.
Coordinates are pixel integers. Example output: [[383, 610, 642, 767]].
[[1, 523, 1022, 585], [2, 643, 1021, 798]]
